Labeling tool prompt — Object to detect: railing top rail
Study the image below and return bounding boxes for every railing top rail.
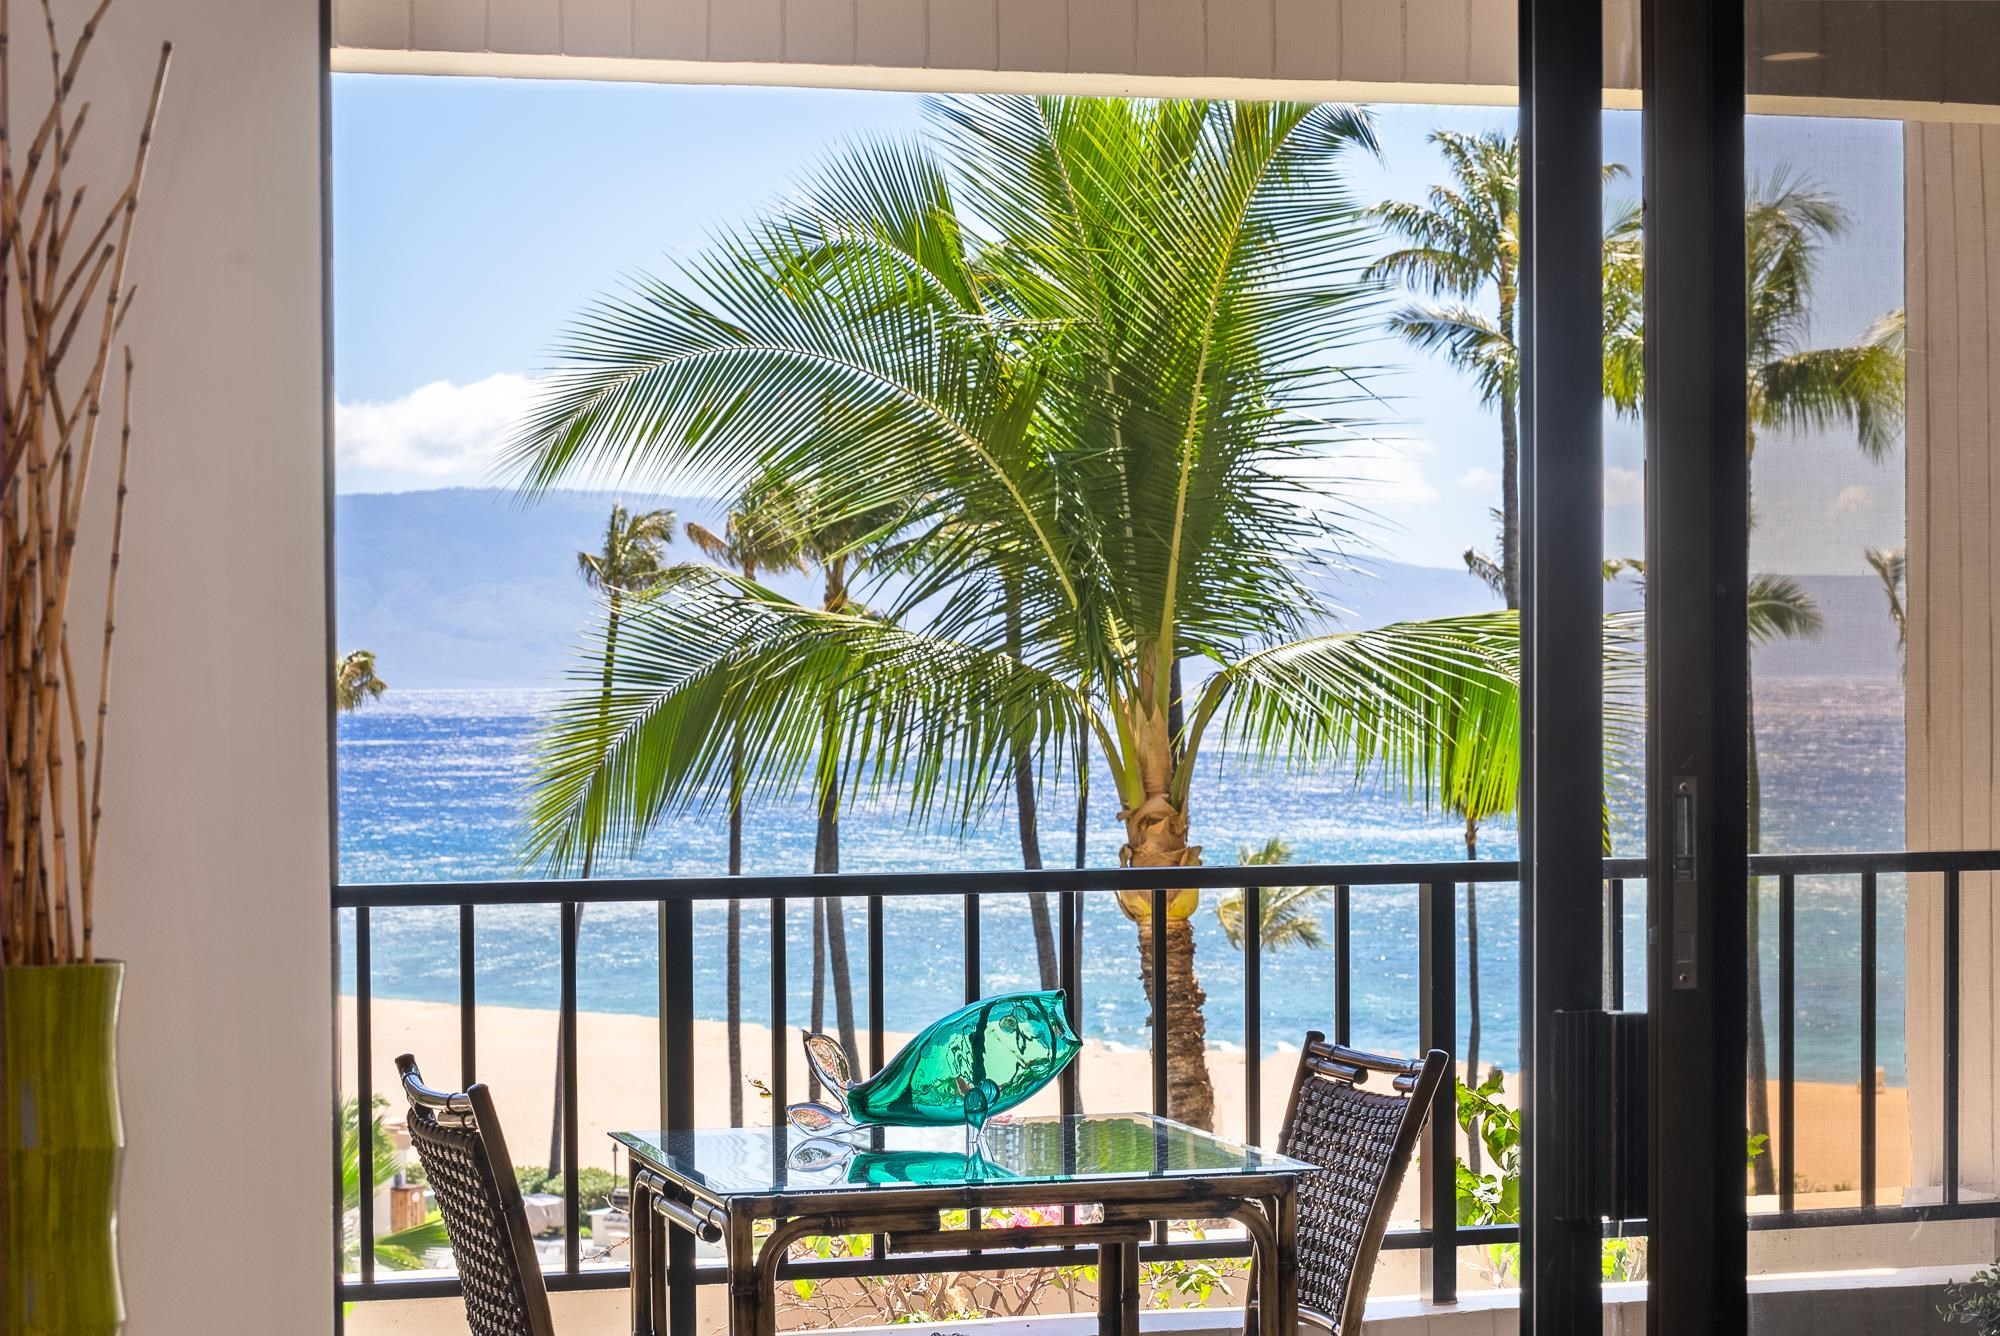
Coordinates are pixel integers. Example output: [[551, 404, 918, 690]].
[[333, 847, 2000, 907]]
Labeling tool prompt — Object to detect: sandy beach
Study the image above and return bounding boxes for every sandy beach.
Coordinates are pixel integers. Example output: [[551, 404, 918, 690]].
[[341, 997, 1911, 1196]]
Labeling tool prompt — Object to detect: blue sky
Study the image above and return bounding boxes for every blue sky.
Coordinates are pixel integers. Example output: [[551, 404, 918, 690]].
[[331, 74, 1903, 574]]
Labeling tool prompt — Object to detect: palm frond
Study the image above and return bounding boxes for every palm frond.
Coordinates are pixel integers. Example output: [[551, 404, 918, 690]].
[[1753, 309, 1905, 459], [1215, 881, 1330, 951], [521, 571, 1091, 873], [334, 650, 388, 712], [1182, 612, 1520, 820], [1746, 572, 1824, 647]]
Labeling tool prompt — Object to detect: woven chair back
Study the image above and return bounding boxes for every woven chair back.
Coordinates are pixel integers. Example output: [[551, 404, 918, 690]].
[[1275, 1034, 1450, 1336], [395, 1054, 557, 1336]]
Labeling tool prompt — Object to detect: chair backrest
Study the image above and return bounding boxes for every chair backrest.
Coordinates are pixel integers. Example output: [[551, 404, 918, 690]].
[[1275, 1035, 1450, 1336], [395, 1054, 557, 1336]]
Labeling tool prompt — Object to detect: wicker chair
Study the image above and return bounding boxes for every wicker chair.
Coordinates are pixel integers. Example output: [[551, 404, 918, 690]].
[[1264, 1034, 1450, 1336], [395, 1054, 557, 1336]]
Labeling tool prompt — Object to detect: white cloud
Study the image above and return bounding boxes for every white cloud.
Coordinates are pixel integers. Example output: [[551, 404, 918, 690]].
[[1288, 437, 1440, 507], [337, 373, 542, 489], [1831, 484, 1872, 515], [1456, 466, 1501, 493], [1604, 466, 1644, 507]]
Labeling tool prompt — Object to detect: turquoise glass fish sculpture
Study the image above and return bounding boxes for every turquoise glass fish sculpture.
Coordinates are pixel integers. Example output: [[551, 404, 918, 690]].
[[787, 989, 1082, 1139]]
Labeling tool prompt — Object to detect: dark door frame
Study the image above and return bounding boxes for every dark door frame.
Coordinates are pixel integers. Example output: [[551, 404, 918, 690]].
[[1521, 0, 1750, 1328], [1641, 0, 1750, 1331], [1517, 0, 1608, 1330]]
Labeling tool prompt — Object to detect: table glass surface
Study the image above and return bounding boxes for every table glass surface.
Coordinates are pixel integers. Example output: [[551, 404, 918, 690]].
[[613, 1114, 1315, 1198]]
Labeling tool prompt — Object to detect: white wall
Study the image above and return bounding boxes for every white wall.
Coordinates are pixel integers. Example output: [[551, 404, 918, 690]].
[[47, 0, 336, 1330], [1904, 120, 2000, 1201]]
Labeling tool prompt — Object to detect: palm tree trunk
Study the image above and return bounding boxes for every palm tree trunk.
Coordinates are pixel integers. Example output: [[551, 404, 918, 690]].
[[810, 897, 826, 1024], [1464, 815, 1483, 1176], [726, 735, 745, 1126], [812, 770, 859, 1069], [1120, 794, 1216, 1130], [825, 894, 858, 1069], [1014, 739, 1058, 989], [553, 595, 621, 1173], [1134, 912, 1213, 1130], [1746, 660, 1776, 1196], [1004, 583, 1059, 989]]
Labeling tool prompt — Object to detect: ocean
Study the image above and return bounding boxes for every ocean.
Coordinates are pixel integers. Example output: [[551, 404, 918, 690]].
[[338, 676, 1909, 1084]]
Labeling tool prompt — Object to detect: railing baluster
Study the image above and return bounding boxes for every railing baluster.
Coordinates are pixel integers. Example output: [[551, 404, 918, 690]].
[[1244, 883, 1261, 1146], [1944, 868, 1961, 1206], [1334, 884, 1351, 1047], [562, 901, 580, 1273], [868, 891, 888, 1264], [867, 894, 885, 1070], [1418, 881, 1456, 1305], [662, 895, 696, 1336], [1059, 889, 1081, 1120], [1605, 877, 1624, 1010], [1777, 874, 1795, 1217], [1148, 885, 1170, 1256], [769, 897, 787, 1123], [459, 904, 477, 1085], [356, 905, 375, 1285], [963, 892, 981, 1004], [1860, 871, 1877, 1209], [1150, 883, 1169, 1120]]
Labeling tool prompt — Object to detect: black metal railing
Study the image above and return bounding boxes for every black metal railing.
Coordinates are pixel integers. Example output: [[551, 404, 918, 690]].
[[333, 847, 2000, 1317]]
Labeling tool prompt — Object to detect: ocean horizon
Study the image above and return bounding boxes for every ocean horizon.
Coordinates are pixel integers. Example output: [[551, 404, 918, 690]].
[[338, 675, 1909, 1085]]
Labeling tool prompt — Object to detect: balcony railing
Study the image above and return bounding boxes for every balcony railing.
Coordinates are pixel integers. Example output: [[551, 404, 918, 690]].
[[333, 848, 2000, 1318]]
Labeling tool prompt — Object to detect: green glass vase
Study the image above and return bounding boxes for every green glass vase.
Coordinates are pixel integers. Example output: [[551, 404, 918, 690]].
[[787, 989, 1081, 1139], [5, 962, 125, 1334]]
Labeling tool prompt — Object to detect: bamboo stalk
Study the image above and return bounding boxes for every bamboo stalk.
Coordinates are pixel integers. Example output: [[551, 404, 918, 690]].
[[0, 1, 168, 969], [82, 347, 131, 961]]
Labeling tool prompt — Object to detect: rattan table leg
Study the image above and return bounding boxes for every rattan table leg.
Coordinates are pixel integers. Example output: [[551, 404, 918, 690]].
[[1272, 1187, 1299, 1336], [1096, 1239, 1123, 1336], [650, 1200, 670, 1333], [1117, 1238, 1141, 1336], [726, 1206, 760, 1336], [629, 1168, 653, 1335]]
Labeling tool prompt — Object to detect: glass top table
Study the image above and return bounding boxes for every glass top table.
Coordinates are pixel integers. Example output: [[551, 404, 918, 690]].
[[612, 1112, 1315, 1198], [615, 1113, 1319, 1336]]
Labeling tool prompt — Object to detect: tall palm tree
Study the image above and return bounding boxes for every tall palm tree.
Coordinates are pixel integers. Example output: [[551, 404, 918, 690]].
[[507, 96, 1521, 1129], [745, 475, 899, 1074], [1604, 177, 1904, 1193], [1371, 137, 1635, 1105], [551, 502, 675, 1171], [334, 650, 388, 712], [1367, 131, 1635, 609], [685, 502, 805, 1125]]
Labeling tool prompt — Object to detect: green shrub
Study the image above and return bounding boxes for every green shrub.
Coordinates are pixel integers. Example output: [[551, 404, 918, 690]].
[[514, 1165, 619, 1213], [1942, 1264, 2000, 1333]]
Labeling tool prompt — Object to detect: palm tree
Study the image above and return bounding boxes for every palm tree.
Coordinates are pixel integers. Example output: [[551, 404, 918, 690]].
[[334, 650, 387, 711], [1603, 177, 1904, 1194], [1864, 546, 1907, 666], [1214, 838, 1331, 951], [1370, 137, 1636, 1108], [1367, 131, 1634, 609], [341, 1096, 448, 1272], [506, 96, 1521, 1129], [685, 501, 805, 1125], [552, 502, 675, 1171], [747, 474, 899, 1075]]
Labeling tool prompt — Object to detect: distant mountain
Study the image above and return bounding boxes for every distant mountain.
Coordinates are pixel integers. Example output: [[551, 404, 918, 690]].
[[334, 488, 1901, 688]]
